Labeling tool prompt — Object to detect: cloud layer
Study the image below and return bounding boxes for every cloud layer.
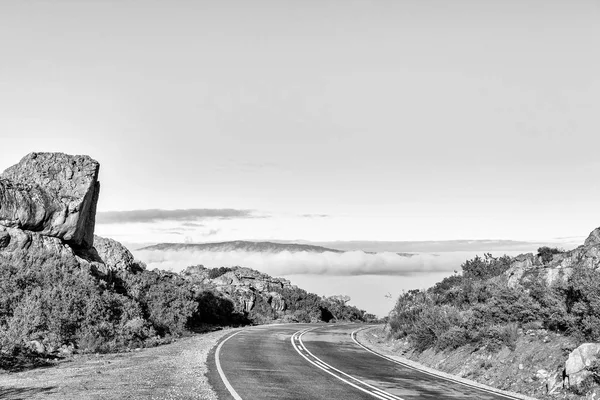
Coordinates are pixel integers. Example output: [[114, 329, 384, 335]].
[[96, 208, 261, 224], [132, 248, 521, 277]]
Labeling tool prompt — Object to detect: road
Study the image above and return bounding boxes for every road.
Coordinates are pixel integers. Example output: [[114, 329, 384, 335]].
[[207, 324, 526, 400]]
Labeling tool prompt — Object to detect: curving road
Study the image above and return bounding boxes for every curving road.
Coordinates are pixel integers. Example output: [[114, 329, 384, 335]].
[[207, 324, 525, 400]]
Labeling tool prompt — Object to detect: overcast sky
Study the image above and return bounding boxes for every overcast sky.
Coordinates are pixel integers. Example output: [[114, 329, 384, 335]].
[[1, 0, 599, 245]]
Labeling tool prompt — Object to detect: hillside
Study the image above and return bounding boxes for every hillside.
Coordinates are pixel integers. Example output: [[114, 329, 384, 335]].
[[382, 227, 600, 399], [0, 152, 366, 371]]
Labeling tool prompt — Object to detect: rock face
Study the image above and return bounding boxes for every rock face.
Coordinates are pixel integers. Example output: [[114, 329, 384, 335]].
[[565, 343, 600, 388], [504, 227, 600, 289], [0, 152, 100, 249]]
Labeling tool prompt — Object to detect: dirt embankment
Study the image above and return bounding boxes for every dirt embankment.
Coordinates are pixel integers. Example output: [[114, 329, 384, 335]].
[[357, 325, 579, 400], [0, 328, 234, 400]]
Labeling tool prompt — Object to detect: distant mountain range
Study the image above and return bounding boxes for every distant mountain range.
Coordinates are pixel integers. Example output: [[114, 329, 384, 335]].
[[139, 240, 415, 257], [139, 240, 344, 253]]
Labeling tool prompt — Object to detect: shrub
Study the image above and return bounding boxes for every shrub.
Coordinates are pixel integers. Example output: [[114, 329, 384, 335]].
[[410, 305, 462, 352], [461, 254, 513, 281], [537, 247, 563, 264]]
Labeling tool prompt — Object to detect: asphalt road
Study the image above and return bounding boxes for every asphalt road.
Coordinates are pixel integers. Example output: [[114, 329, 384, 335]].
[[207, 324, 525, 400]]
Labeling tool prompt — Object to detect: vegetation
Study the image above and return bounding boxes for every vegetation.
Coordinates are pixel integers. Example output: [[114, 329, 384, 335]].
[[537, 246, 564, 264], [0, 252, 367, 369], [389, 252, 600, 354]]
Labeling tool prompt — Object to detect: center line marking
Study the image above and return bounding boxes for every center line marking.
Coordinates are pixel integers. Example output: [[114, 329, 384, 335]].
[[291, 327, 404, 400]]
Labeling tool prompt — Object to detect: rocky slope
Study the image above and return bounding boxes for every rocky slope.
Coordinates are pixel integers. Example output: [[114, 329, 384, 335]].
[[382, 227, 600, 399]]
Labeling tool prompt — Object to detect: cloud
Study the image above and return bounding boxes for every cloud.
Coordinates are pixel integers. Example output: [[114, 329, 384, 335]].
[[300, 214, 329, 218], [180, 222, 206, 228], [132, 248, 522, 277], [308, 240, 549, 253], [96, 208, 262, 224]]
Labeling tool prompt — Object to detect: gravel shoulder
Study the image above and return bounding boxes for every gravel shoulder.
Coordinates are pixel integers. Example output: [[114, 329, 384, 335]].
[[0, 328, 235, 400]]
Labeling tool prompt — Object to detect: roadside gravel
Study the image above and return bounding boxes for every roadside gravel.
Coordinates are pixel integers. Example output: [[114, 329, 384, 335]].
[[0, 328, 235, 400]]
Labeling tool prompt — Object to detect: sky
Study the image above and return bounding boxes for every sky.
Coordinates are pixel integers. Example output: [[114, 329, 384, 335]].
[[1, 1, 599, 313]]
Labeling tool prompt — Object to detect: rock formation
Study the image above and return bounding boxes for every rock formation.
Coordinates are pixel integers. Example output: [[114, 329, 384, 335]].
[[92, 235, 138, 272], [0, 152, 100, 249], [0, 152, 139, 274], [182, 265, 295, 315], [505, 227, 600, 288]]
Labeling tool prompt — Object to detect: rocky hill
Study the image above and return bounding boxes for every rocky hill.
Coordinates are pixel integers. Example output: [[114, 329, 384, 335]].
[[182, 265, 295, 314]]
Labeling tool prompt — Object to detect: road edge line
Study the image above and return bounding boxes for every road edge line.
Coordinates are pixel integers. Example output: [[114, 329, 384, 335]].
[[215, 330, 245, 400], [352, 326, 539, 400]]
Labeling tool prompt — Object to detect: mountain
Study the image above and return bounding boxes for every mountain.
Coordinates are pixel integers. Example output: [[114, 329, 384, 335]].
[[140, 240, 344, 253]]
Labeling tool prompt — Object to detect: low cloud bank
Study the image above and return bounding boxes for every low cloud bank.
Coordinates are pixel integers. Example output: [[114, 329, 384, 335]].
[[132, 249, 521, 276], [97, 208, 261, 224]]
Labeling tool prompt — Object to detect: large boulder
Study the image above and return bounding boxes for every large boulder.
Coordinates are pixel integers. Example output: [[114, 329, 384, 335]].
[[93, 235, 137, 272], [565, 343, 600, 388], [0, 152, 100, 249]]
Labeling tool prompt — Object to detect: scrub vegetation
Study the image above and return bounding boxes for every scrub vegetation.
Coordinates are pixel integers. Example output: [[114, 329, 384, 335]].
[[387, 247, 600, 355], [0, 253, 369, 371]]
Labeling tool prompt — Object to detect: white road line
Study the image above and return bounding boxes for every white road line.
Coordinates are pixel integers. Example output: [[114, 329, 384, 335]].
[[372, 388, 399, 400], [312, 359, 331, 370], [351, 327, 524, 400], [215, 330, 244, 400], [291, 328, 404, 400], [298, 329, 404, 400]]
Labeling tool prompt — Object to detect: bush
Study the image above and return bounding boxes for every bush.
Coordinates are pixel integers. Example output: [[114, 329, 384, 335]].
[[537, 247, 563, 264], [410, 305, 463, 352], [461, 253, 512, 281]]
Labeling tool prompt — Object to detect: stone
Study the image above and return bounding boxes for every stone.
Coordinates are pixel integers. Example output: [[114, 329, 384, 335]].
[[566, 343, 600, 375], [92, 235, 137, 272], [535, 369, 550, 380], [565, 343, 600, 389], [0, 152, 100, 249], [28, 340, 45, 354]]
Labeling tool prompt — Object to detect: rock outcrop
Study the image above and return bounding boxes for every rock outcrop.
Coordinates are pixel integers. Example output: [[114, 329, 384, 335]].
[[0, 152, 100, 249], [505, 227, 600, 288], [92, 235, 138, 272], [0, 152, 140, 275], [182, 265, 295, 315]]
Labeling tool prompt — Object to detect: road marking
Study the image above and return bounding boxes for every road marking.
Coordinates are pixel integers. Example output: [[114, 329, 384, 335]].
[[351, 327, 525, 400], [291, 328, 404, 400], [373, 388, 400, 400], [215, 330, 244, 400]]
